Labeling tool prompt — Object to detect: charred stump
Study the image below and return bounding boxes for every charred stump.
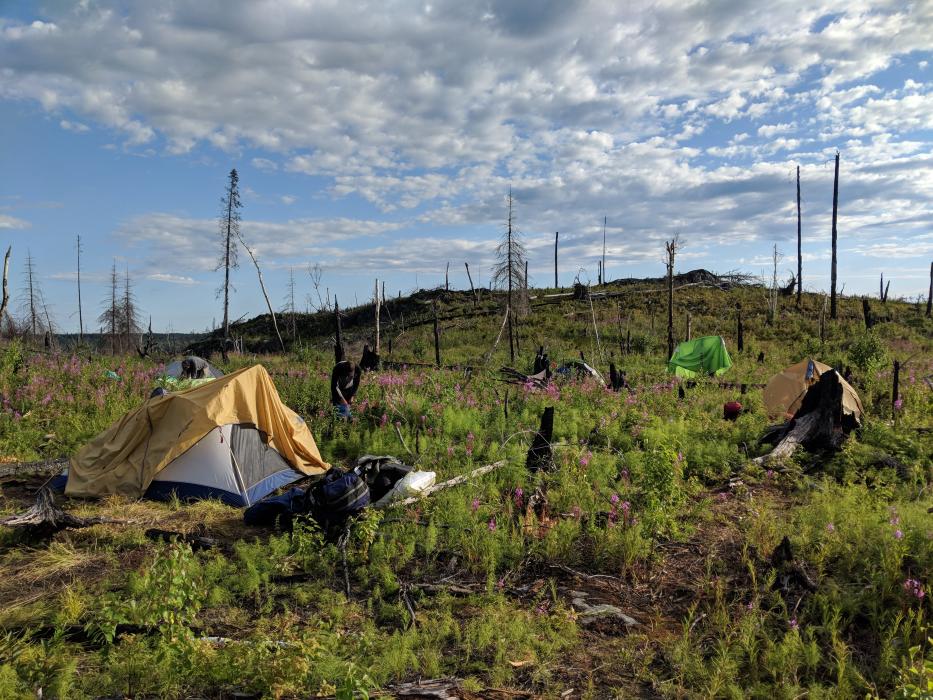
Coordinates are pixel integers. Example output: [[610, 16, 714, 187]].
[[526, 407, 555, 472]]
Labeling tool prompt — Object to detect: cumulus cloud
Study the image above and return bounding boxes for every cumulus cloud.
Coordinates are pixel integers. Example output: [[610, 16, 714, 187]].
[[1, 1, 932, 296]]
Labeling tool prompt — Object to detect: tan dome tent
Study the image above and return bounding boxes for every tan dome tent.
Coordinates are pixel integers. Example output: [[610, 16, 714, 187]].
[[764, 358, 864, 422], [64, 365, 330, 505]]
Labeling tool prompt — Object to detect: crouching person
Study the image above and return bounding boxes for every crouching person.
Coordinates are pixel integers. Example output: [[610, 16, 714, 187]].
[[331, 359, 361, 419], [181, 356, 211, 379]]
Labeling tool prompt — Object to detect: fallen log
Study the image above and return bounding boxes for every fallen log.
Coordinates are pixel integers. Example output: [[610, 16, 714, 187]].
[[387, 461, 506, 509]]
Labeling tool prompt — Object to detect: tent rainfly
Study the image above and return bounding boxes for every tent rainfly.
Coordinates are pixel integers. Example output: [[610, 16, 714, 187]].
[[764, 358, 864, 422], [63, 365, 329, 506], [667, 335, 733, 378]]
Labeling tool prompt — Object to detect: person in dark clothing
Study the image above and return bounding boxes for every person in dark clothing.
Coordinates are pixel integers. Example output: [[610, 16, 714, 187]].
[[331, 360, 362, 418], [181, 356, 211, 379]]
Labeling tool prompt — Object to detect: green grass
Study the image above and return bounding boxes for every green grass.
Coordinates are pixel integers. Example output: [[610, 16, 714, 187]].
[[0, 283, 930, 697]]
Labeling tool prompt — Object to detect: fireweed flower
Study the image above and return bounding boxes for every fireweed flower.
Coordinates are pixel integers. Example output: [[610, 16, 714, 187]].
[[514, 487, 524, 507], [894, 398, 904, 410], [609, 493, 620, 505], [894, 529, 904, 540], [487, 518, 497, 532], [903, 579, 925, 599], [447, 446, 454, 456], [579, 451, 592, 467], [788, 618, 799, 631], [826, 523, 835, 533], [471, 498, 480, 512]]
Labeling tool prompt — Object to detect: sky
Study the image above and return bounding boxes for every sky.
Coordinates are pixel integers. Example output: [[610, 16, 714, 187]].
[[1, 0, 931, 333]]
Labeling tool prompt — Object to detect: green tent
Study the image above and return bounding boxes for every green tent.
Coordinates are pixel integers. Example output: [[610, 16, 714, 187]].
[[667, 335, 733, 378]]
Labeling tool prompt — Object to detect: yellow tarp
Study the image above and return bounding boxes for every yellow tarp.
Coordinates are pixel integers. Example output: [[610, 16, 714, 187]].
[[763, 358, 864, 422], [67, 364, 330, 499]]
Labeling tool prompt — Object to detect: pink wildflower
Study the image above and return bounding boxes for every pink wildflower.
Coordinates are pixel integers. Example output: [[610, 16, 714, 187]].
[[788, 618, 799, 631], [903, 578, 925, 599], [514, 487, 524, 507], [609, 493, 620, 505], [447, 446, 454, 456], [894, 398, 903, 410], [471, 498, 480, 512], [894, 529, 904, 540], [488, 518, 497, 532], [826, 523, 835, 533]]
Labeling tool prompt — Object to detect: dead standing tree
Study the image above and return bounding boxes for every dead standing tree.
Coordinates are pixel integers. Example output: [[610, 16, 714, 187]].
[[830, 152, 839, 320], [76, 235, 84, 344], [927, 261, 932, 318], [491, 189, 527, 364], [665, 236, 680, 360], [234, 229, 285, 353], [796, 165, 802, 307], [218, 168, 241, 362], [99, 261, 120, 355], [0, 246, 10, 331]]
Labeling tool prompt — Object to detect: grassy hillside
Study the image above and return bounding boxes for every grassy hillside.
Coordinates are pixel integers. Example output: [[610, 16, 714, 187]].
[[0, 278, 930, 698]]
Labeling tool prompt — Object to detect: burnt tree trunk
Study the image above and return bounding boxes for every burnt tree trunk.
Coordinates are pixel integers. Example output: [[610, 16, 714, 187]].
[[554, 231, 559, 289], [334, 296, 344, 363], [892, 359, 900, 422], [862, 298, 873, 329], [526, 407, 555, 472], [736, 304, 744, 353], [796, 165, 802, 307], [920, 262, 933, 318], [0, 245, 10, 329], [830, 152, 839, 320], [465, 263, 477, 307], [432, 299, 441, 368]]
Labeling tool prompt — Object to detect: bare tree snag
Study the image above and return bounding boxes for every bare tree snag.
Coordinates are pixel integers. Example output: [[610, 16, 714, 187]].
[[686, 311, 692, 341], [432, 299, 441, 368], [665, 237, 679, 360], [862, 298, 873, 329], [830, 152, 839, 320], [796, 165, 802, 307], [0, 245, 10, 329], [464, 263, 477, 307], [927, 261, 932, 318], [374, 278, 381, 355], [602, 216, 607, 285], [554, 231, 559, 289], [234, 230, 285, 353], [445, 262, 449, 291], [76, 235, 84, 344], [736, 304, 744, 352], [334, 296, 344, 362], [892, 359, 900, 422]]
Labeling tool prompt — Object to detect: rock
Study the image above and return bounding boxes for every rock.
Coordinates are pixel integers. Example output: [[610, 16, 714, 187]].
[[571, 597, 638, 626]]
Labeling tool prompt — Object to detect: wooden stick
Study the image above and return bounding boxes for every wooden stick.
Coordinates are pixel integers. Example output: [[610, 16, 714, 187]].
[[234, 231, 286, 352], [387, 460, 506, 509]]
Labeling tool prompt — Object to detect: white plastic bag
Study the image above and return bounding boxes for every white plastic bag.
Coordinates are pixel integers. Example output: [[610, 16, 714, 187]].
[[372, 470, 436, 508]]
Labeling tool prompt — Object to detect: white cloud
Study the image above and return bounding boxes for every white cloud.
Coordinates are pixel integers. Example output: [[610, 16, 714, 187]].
[[280, 195, 296, 205], [147, 272, 200, 285], [59, 119, 89, 132], [0, 214, 31, 229]]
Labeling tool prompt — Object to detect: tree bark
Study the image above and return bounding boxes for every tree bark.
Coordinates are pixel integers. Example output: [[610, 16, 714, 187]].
[[830, 152, 839, 320]]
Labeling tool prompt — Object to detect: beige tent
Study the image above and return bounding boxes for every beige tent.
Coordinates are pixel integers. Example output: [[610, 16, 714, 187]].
[[66, 364, 329, 502], [763, 358, 864, 422]]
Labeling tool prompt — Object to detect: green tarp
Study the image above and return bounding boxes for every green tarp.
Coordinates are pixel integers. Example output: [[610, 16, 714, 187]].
[[667, 335, 733, 378]]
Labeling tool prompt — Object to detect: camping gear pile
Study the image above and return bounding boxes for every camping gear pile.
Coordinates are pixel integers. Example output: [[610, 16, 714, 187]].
[[243, 455, 436, 530]]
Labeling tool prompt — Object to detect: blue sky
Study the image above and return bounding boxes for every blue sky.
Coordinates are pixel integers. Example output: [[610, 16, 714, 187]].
[[1, 0, 931, 333]]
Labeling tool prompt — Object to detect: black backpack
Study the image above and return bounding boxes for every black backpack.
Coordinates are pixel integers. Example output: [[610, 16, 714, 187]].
[[306, 468, 370, 526]]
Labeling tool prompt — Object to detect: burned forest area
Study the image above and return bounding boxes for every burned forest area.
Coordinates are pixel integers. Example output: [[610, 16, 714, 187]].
[[0, 265, 931, 699]]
